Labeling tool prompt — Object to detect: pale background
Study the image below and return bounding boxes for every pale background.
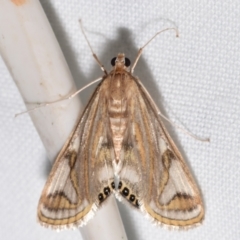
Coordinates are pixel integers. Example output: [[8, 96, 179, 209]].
[[0, 0, 239, 240]]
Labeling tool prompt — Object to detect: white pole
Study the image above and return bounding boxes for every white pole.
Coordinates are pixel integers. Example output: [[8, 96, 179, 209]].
[[0, 1, 127, 239]]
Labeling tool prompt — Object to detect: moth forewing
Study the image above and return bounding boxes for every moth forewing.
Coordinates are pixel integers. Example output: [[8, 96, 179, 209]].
[[116, 75, 204, 228], [37, 81, 115, 229], [38, 48, 204, 228]]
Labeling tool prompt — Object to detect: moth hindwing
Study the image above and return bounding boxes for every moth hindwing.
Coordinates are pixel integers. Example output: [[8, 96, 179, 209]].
[[38, 53, 204, 229]]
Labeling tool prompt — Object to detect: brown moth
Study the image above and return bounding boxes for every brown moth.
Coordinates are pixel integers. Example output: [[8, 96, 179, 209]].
[[37, 27, 204, 229]]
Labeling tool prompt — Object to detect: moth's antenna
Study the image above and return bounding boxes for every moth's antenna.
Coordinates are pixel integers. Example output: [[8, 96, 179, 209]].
[[158, 112, 210, 142], [79, 19, 108, 75], [131, 27, 179, 73], [15, 77, 103, 117], [137, 80, 210, 142]]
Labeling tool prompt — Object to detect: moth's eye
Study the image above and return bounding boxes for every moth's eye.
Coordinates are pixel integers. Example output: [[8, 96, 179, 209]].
[[111, 57, 117, 66], [125, 58, 131, 67]]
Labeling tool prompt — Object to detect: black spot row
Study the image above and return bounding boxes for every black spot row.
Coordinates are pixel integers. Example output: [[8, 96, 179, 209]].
[[118, 181, 139, 208], [98, 185, 113, 203]]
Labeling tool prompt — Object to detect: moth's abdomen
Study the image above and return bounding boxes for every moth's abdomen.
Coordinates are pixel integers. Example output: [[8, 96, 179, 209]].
[[108, 73, 130, 162], [109, 99, 128, 162]]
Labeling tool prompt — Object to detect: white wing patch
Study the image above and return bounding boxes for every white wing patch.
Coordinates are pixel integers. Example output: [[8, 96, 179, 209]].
[[45, 159, 72, 197], [159, 160, 195, 205], [118, 166, 140, 183], [159, 138, 168, 153], [169, 160, 195, 195]]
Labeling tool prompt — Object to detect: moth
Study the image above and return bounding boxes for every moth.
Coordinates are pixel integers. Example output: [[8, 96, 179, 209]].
[[37, 27, 204, 229]]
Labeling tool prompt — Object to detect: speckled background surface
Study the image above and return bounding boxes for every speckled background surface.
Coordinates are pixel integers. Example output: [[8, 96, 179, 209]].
[[0, 1, 239, 239]]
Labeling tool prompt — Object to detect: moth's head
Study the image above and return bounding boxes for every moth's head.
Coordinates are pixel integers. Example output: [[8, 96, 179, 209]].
[[111, 53, 131, 71]]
